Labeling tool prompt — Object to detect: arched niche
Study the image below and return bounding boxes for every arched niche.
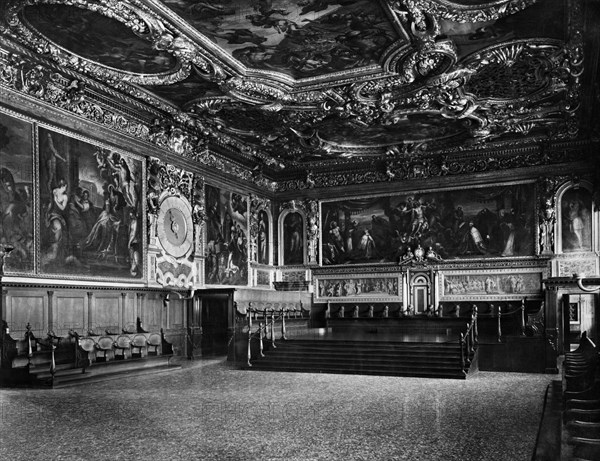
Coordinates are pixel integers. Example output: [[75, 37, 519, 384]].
[[278, 209, 307, 265], [556, 181, 596, 254], [256, 207, 273, 265]]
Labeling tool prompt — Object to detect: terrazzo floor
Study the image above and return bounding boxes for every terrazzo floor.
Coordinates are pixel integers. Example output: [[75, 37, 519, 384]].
[[0, 358, 557, 461]]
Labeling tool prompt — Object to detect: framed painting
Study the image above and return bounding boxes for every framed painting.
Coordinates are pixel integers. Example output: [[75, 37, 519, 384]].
[[321, 182, 536, 265], [205, 184, 248, 286], [440, 268, 544, 301], [0, 110, 35, 274], [38, 127, 144, 280], [315, 275, 401, 302], [559, 187, 593, 253], [257, 209, 269, 265], [282, 211, 304, 265]]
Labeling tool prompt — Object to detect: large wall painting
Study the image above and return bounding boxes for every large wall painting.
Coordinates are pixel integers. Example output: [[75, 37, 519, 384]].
[[321, 183, 536, 265], [38, 128, 144, 279], [316, 275, 400, 302], [441, 270, 543, 300], [205, 184, 248, 285], [0, 111, 34, 273], [560, 187, 593, 253]]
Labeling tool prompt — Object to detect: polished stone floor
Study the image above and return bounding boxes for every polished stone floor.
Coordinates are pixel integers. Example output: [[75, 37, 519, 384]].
[[0, 359, 557, 461]]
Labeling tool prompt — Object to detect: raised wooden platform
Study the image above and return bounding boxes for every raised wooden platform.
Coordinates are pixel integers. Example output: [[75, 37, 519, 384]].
[[248, 339, 477, 379]]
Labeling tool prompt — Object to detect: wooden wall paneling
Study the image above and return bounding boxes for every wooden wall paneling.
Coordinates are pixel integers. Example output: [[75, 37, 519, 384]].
[[93, 295, 120, 333], [169, 298, 184, 330], [144, 293, 163, 331], [54, 292, 86, 336], [121, 292, 136, 332], [7, 290, 46, 336]]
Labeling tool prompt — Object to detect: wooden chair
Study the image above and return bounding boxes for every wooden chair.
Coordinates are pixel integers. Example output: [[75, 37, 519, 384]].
[[130, 334, 147, 359], [113, 335, 131, 360], [95, 336, 114, 362], [147, 333, 161, 356]]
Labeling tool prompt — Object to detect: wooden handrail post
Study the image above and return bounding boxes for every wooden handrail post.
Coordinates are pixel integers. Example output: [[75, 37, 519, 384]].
[[460, 333, 465, 369], [465, 324, 471, 364], [271, 312, 276, 349], [281, 308, 287, 340], [26, 322, 33, 368], [520, 299, 526, 336], [247, 315, 252, 367], [473, 307, 478, 344], [259, 322, 264, 357], [497, 305, 502, 343]]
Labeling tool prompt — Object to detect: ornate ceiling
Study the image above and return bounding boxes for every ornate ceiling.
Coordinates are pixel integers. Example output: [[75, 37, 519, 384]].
[[0, 0, 596, 190]]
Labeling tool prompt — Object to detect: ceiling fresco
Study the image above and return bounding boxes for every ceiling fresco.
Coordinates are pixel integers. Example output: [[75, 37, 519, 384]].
[[0, 0, 592, 186], [160, 0, 399, 79], [22, 4, 179, 75]]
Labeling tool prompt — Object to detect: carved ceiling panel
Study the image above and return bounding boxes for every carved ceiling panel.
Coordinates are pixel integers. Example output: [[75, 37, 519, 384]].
[[0, 0, 591, 188]]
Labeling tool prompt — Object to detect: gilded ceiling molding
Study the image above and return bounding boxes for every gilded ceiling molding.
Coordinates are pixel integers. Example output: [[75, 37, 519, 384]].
[[389, 0, 538, 24], [276, 146, 588, 191], [1, 0, 196, 84]]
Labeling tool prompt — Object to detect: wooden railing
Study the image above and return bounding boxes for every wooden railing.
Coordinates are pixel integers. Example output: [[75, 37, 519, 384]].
[[246, 307, 288, 367], [459, 307, 478, 371]]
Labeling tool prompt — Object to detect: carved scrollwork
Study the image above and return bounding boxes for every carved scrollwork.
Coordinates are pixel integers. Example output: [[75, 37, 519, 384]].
[[147, 157, 193, 205]]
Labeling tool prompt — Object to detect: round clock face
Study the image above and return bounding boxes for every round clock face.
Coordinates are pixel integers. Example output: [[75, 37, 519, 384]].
[[157, 196, 193, 258]]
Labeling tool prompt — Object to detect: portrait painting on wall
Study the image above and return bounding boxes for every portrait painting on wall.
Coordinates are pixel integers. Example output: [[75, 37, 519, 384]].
[[257, 209, 269, 265], [560, 187, 592, 253], [321, 183, 535, 265], [205, 184, 248, 285], [0, 111, 34, 273], [38, 128, 144, 279], [283, 212, 303, 265]]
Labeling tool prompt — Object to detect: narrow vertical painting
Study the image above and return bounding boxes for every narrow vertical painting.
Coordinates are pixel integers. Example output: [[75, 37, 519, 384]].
[[283, 212, 304, 265], [560, 187, 592, 253], [257, 209, 269, 265], [0, 112, 34, 273], [205, 185, 248, 285], [38, 128, 144, 279]]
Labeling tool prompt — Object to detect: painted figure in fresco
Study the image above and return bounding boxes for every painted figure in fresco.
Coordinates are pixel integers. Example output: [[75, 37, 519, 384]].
[[345, 220, 358, 252], [45, 133, 66, 194], [358, 229, 377, 259], [459, 222, 487, 255], [0, 167, 31, 267], [328, 221, 345, 257], [82, 184, 124, 259], [43, 179, 69, 265], [284, 212, 303, 265], [563, 198, 588, 251], [258, 213, 268, 264]]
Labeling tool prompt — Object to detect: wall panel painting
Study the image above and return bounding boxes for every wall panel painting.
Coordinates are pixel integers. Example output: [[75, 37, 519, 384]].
[[38, 128, 144, 279], [257, 209, 269, 265], [316, 276, 400, 301], [283, 212, 303, 265], [321, 183, 536, 265], [560, 187, 592, 253], [442, 272, 542, 299], [0, 111, 34, 273], [205, 184, 248, 285]]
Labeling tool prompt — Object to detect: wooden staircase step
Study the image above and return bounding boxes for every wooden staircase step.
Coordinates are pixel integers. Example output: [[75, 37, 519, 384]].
[[29, 356, 181, 388]]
